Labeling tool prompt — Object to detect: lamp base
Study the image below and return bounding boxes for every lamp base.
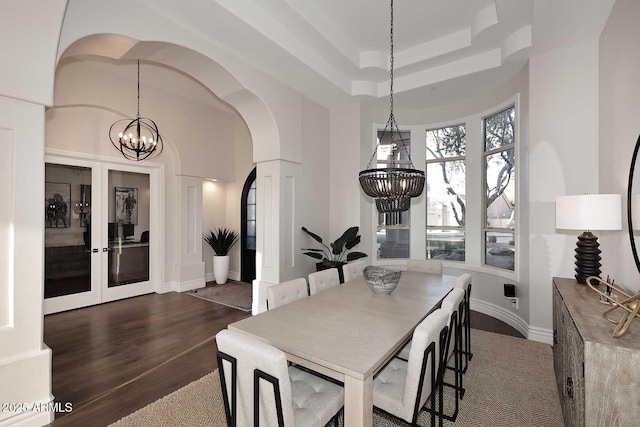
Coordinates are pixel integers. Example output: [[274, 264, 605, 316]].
[[574, 231, 601, 284]]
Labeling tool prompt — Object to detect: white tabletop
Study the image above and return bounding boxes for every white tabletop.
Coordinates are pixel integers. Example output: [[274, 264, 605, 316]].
[[228, 271, 455, 427]]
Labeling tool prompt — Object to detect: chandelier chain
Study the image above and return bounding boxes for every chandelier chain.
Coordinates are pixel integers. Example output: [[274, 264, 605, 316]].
[[389, 0, 394, 118], [358, 0, 426, 215], [137, 60, 141, 119], [365, 0, 417, 170]]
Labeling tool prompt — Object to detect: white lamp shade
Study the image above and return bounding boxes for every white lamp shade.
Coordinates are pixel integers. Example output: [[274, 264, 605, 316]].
[[555, 194, 622, 231]]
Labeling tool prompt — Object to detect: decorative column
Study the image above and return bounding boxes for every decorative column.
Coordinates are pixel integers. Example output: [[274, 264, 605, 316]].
[[174, 175, 205, 292], [253, 160, 301, 313]]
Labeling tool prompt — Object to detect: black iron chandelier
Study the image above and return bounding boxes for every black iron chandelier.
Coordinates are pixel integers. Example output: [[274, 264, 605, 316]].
[[109, 60, 163, 161], [359, 0, 425, 213]]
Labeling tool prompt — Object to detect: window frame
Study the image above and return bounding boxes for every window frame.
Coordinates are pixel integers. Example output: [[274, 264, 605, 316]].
[[373, 129, 413, 262], [482, 105, 517, 273], [425, 123, 467, 263]]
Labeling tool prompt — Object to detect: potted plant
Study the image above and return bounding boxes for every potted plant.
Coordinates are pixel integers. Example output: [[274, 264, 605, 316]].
[[301, 226, 367, 283], [203, 228, 239, 284]]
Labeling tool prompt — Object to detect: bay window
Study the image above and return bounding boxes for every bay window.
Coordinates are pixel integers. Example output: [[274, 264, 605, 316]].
[[370, 98, 518, 275]]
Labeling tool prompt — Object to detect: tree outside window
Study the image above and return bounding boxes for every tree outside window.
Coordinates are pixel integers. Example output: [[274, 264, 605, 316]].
[[484, 106, 516, 271], [425, 125, 466, 261]]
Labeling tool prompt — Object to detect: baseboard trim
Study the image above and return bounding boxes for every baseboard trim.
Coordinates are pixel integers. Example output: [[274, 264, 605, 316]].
[[159, 281, 177, 293], [0, 396, 54, 427], [177, 278, 205, 293], [204, 271, 240, 283], [527, 326, 554, 345]]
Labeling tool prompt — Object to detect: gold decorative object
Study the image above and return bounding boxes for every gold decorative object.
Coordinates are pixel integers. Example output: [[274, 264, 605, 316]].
[[586, 276, 640, 338]]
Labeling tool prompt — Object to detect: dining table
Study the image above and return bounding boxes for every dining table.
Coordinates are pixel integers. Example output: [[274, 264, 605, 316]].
[[228, 270, 456, 427]]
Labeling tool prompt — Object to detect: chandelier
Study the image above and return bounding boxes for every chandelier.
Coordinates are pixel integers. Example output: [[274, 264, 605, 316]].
[[359, 0, 425, 213], [109, 60, 164, 161]]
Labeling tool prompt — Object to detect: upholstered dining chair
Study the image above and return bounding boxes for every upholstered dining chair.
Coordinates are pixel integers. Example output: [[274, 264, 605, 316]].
[[439, 287, 466, 421], [406, 259, 443, 275], [342, 260, 366, 282], [373, 309, 449, 427], [453, 273, 473, 372], [216, 329, 344, 427], [308, 268, 340, 295], [267, 278, 308, 310]]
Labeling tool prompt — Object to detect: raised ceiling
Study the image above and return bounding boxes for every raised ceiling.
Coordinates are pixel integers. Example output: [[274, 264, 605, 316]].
[[122, 0, 617, 108]]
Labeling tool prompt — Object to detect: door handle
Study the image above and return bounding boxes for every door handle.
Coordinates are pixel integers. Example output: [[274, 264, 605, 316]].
[[103, 247, 114, 252], [86, 249, 99, 253]]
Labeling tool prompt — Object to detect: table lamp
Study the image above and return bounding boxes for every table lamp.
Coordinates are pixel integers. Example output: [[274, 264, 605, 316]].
[[555, 194, 621, 284]]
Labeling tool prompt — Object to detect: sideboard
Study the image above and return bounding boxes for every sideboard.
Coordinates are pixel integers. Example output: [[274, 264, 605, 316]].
[[553, 277, 640, 427]]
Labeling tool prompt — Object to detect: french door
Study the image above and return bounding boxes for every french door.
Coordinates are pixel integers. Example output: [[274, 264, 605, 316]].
[[44, 155, 160, 314]]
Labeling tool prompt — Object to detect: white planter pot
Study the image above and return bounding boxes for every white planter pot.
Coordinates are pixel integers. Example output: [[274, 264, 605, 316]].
[[213, 255, 230, 284]]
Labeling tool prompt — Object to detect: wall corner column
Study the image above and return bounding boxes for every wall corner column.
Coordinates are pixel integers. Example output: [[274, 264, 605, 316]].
[[174, 175, 205, 292]]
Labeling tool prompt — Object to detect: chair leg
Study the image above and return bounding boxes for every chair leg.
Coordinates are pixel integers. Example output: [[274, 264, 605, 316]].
[[467, 285, 473, 361], [460, 303, 469, 374], [421, 326, 448, 427], [332, 408, 341, 427]]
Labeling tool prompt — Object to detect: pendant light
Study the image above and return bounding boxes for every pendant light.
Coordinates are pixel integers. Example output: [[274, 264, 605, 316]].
[[359, 0, 425, 213], [109, 60, 164, 161]]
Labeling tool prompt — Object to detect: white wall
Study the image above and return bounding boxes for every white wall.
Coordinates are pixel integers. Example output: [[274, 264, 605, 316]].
[[0, 2, 67, 425], [528, 40, 600, 337], [599, 0, 640, 293], [202, 180, 228, 277], [329, 103, 363, 239], [296, 98, 332, 278]]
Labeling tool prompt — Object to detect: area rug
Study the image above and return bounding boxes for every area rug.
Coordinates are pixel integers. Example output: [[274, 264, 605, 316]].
[[109, 329, 563, 427], [187, 280, 252, 312]]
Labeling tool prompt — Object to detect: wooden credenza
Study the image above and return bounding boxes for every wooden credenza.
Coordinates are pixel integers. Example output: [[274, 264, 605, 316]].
[[553, 277, 640, 427]]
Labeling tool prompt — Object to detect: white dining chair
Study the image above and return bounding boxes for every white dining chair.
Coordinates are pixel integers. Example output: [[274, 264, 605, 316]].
[[439, 287, 466, 421], [374, 309, 449, 427], [342, 260, 366, 282], [308, 268, 340, 295], [267, 278, 308, 310], [395, 288, 466, 422], [216, 329, 344, 427], [453, 273, 473, 372], [407, 259, 443, 275]]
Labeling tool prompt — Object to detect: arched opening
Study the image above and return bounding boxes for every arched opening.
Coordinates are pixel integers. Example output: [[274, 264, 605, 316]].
[[241, 167, 257, 283]]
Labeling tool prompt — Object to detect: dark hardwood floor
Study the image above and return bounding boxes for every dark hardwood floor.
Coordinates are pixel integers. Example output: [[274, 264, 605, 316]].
[[470, 310, 525, 338], [44, 292, 522, 427], [44, 291, 249, 427]]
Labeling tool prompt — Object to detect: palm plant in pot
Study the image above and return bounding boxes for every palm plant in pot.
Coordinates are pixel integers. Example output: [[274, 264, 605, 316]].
[[204, 228, 239, 284], [301, 226, 367, 283]]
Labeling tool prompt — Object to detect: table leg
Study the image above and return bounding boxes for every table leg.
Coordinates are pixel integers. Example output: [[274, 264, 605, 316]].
[[344, 375, 373, 427]]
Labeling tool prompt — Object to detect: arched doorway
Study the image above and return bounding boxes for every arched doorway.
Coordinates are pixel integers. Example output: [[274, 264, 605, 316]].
[[241, 167, 257, 283]]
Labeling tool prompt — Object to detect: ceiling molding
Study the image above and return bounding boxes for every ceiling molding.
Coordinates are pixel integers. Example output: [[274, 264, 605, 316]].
[[86, 0, 615, 108], [472, 2, 499, 38]]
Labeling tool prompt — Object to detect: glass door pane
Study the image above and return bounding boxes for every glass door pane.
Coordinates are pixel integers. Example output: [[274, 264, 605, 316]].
[[44, 164, 93, 299], [107, 170, 150, 288]]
